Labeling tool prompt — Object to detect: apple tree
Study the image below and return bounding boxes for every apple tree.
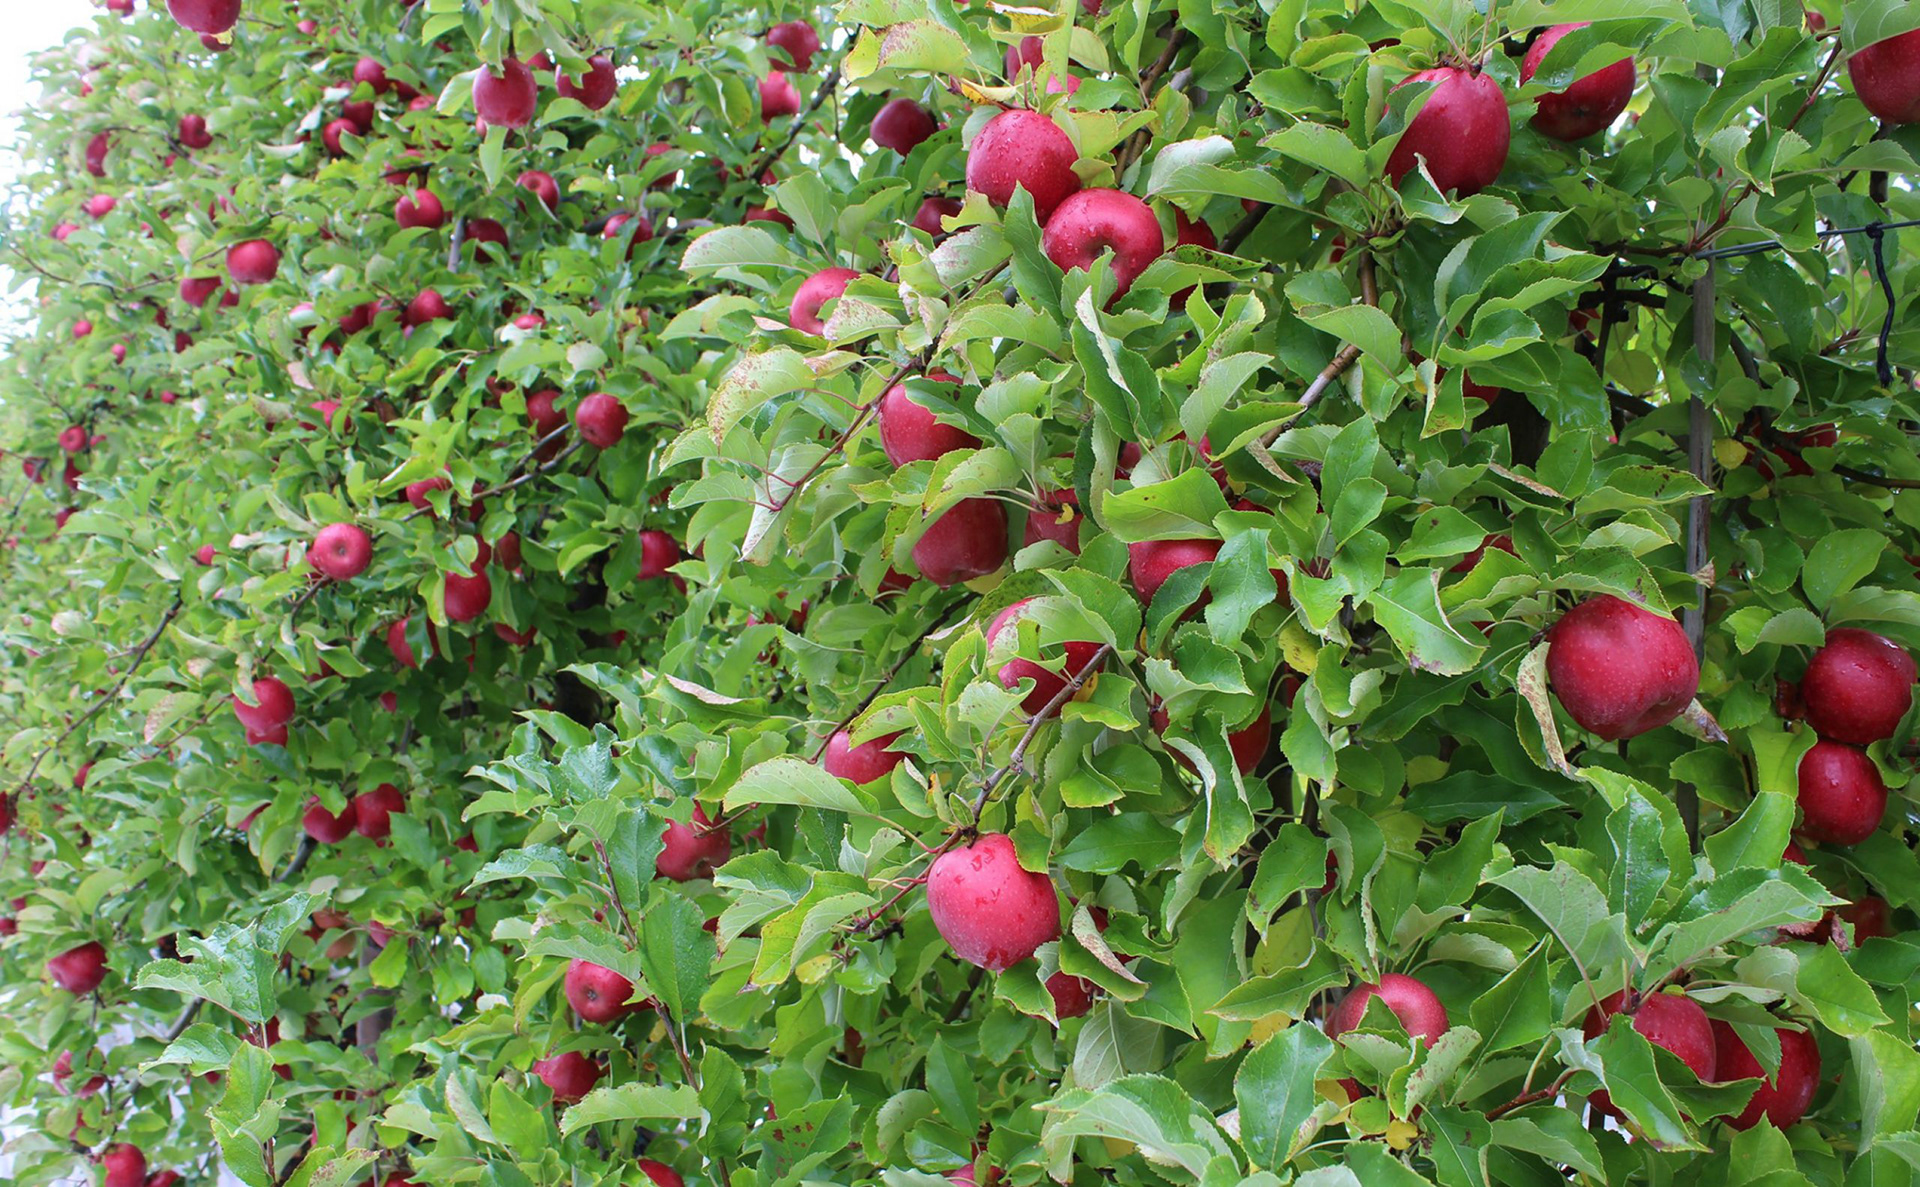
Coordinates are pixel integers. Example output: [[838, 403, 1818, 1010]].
[[2, 0, 1919, 1185]]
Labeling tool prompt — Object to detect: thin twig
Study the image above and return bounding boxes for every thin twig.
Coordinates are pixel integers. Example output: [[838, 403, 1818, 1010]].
[[1486, 1070, 1577, 1120], [747, 65, 841, 181], [971, 643, 1114, 821], [808, 597, 969, 761]]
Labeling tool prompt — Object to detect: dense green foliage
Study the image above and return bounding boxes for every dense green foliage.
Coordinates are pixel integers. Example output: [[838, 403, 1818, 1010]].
[[2, 0, 1919, 1185]]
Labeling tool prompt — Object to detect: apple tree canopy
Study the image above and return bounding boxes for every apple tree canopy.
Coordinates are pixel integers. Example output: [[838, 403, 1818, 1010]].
[[2, 0, 1920, 1185]]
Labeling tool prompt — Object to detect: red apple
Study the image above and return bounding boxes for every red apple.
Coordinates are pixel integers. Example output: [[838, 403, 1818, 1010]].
[[927, 833, 1061, 971], [1545, 594, 1699, 740], [517, 170, 559, 211], [822, 729, 906, 782], [878, 371, 974, 465], [1799, 628, 1915, 745], [179, 275, 222, 307], [351, 783, 406, 839], [1521, 23, 1636, 141], [444, 569, 493, 622], [167, 0, 240, 35], [177, 114, 212, 149], [1712, 1021, 1821, 1130], [1796, 739, 1887, 845], [637, 529, 680, 581], [309, 523, 372, 580], [47, 941, 109, 994], [556, 55, 618, 110], [766, 21, 820, 71], [303, 798, 355, 844], [1582, 989, 1716, 1117], [1849, 29, 1920, 124], [1041, 188, 1165, 301], [1450, 533, 1515, 573], [912, 498, 1009, 586], [574, 392, 628, 448], [232, 677, 294, 732], [531, 1051, 603, 1103], [911, 196, 963, 237], [988, 598, 1101, 714], [404, 288, 451, 326], [871, 98, 937, 154], [1024, 489, 1082, 553], [101, 1143, 146, 1187], [966, 109, 1081, 222], [473, 58, 537, 128], [761, 71, 801, 120], [394, 188, 445, 230], [1128, 537, 1221, 604], [1328, 973, 1449, 1043], [321, 117, 360, 156], [657, 804, 731, 881], [564, 958, 643, 1023], [226, 239, 280, 285], [1385, 65, 1511, 196], [788, 267, 862, 335], [639, 1160, 685, 1187]]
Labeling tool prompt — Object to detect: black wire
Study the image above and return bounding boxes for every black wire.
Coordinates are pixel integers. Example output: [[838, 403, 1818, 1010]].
[[1690, 216, 1920, 261], [1864, 223, 1897, 388]]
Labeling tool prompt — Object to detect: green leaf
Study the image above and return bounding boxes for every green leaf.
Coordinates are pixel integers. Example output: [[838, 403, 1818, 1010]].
[[558, 1083, 703, 1135], [1236, 1024, 1334, 1169], [1042, 1074, 1237, 1179], [726, 755, 877, 815], [640, 888, 716, 1024], [1802, 529, 1886, 611], [1368, 569, 1486, 676]]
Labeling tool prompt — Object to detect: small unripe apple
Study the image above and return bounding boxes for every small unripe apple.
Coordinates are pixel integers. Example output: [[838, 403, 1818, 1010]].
[[1041, 188, 1165, 302], [988, 598, 1102, 714], [473, 58, 538, 128], [574, 392, 629, 448], [878, 371, 974, 465], [309, 523, 371, 580], [1546, 595, 1698, 740], [965, 108, 1080, 222], [394, 188, 445, 230], [556, 55, 618, 110], [1521, 23, 1636, 141], [789, 267, 861, 335], [564, 958, 644, 1023], [657, 803, 731, 881], [822, 729, 905, 782], [1799, 628, 1915, 745], [1796, 739, 1887, 845], [531, 1051, 603, 1103], [1386, 66, 1511, 196], [927, 833, 1061, 971], [226, 239, 280, 285], [1712, 1020, 1821, 1130], [47, 941, 109, 994], [871, 98, 937, 154], [912, 498, 1009, 587], [761, 71, 801, 120]]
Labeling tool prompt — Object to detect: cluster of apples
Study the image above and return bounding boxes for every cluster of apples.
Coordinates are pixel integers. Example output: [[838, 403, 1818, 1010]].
[[1783, 628, 1911, 847]]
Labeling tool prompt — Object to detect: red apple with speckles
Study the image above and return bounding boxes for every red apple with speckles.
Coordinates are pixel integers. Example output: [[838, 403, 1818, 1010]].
[[766, 21, 820, 71], [879, 371, 974, 465], [1042, 188, 1165, 302], [988, 598, 1102, 714], [473, 58, 537, 128], [927, 833, 1060, 971], [100, 1143, 146, 1187], [1796, 739, 1887, 845], [303, 798, 355, 844], [394, 188, 444, 230], [966, 109, 1080, 222], [822, 729, 906, 782], [1328, 973, 1449, 1043], [167, 0, 240, 35], [309, 523, 371, 580], [788, 267, 861, 335], [351, 784, 406, 840], [761, 71, 801, 120], [232, 677, 294, 732], [1546, 594, 1698, 740], [913, 498, 1008, 587], [518, 170, 559, 212], [912, 196, 963, 237], [227, 239, 279, 285], [1800, 628, 1915, 745]]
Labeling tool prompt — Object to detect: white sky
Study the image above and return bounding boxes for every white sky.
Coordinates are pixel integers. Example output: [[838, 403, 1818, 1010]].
[[1, 0, 104, 329]]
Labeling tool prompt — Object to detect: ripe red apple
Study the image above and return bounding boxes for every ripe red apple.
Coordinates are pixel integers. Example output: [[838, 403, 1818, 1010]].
[[48, 941, 109, 994], [194, 544, 217, 566], [1545, 594, 1699, 740], [1041, 188, 1165, 301], [639, 1160, 685, 1187], [657, 804, 731, 881], [341, 98, 376, 134], [177, 114, 212, 149], [531, 1051, 602, 1103], [1712, 1020, 1821, 1130], [406, 475, 452, 512], [556, 55, 618, 110], [85, 193, 117, 218], [303, 798, 355, 844], [167, 0, 240, 35], [746, 204, 794, 229], [912, 498, 1009, 587], [637, 529, 681, 581], [1385, 65, 1511, 196], [1849, 29, 1920, 124], [927, 833, 1061, 971], [878, 371, 974, 465], [1128, 537, 1222, 604], [404, 288, 451, 326], [766, 21, 820, 71], [1024, 488, 1082, 553], [1047, 969, 1097, 1019], [912, 196, 963, 237], [1450, 533, 1515, 573], [101, 1143, 147, 1187], [517, 170, 559, 212], [1006, 35, 1045, 79], [1799, 628, 1915, 744], [1582, 989, 1716, 1116], [1521, 23, 1636, 141], [473, 58, 537, 128], [466, 218, 510, 259], [822, 729, 906, 782], [394, 188, 445, 230], [564, 958, 643, 1023], [761, 71, 802, 120], [387, 616, 436, 668], [445, 568, 493, 622], [602, 211, 654, 256], [149, 1172, 185, 1187], [1327, 972, 1449, 1043], [574, 392, 629, 448], [226, 239, 280, 285], [52, 1050, 106, 1096], [988, 598, 1102, 714], [232, 677, 294, 732], [351, 783, 406, 839], [871, 98, 937, 154], [789, 267, 862, 334], [526, 389, 567, 436], [179, 275, 222, 307], [309, 523, 371, 580], [1796, 739, 1887, 845], [58, 425, 89, 453], [322, 117, 360, 156], [966, 109, 1081, 222]]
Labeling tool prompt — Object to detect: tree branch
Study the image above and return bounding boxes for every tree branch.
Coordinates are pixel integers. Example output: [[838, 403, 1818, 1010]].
[[971, 643, 1114, 821], [748, 64, 841, 181]]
